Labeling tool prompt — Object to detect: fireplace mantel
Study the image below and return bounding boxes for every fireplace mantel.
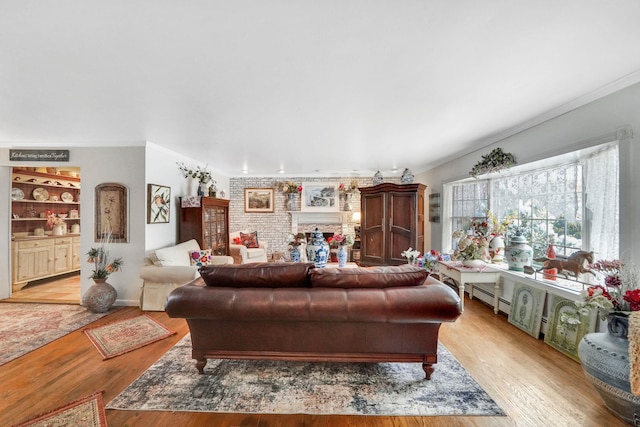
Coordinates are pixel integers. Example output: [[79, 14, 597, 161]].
[[289, 211, 350, 234]]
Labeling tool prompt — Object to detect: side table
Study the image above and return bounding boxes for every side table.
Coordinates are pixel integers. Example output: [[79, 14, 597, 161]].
[[437, 261, 503, 313]]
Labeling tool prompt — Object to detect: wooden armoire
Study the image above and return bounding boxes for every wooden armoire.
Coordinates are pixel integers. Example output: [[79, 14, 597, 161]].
[[359, 183, 426, 266]]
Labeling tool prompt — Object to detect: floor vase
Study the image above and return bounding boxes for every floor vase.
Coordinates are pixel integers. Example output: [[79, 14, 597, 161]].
[[82, 279, 117, 313], [578, 313, 640, 424]]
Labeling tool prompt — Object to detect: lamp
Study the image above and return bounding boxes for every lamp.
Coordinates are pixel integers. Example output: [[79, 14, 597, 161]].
[[351, 211, 361, 223]]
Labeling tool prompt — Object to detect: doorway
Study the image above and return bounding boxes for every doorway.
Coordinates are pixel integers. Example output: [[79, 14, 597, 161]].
[[8, 166, 82, 304]]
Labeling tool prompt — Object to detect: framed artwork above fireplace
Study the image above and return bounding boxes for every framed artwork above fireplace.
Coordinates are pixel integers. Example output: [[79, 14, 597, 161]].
[[301, 182, 339, 212]]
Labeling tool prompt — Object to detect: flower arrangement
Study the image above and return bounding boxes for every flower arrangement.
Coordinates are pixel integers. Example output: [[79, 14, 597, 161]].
[[86, 234, 123, 280], [339, 180, 359, 194], [575, 260, 640, 320], [486, 210, 516, 237], [46, 210, 64, 228], [327, 233, 353, 247], [177, 162, 215, 185], [469, 148, 517, 178], [287, 232, 307, 248], [401, 247, 421, 264], [452, 229, 490, 261], [279, 181, 303, 194]]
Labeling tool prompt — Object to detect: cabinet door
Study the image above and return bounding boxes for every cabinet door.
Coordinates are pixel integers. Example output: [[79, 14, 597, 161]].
[[15, 245, 53, 282], [387, 191, 417, 264], [72, 237, 81, 269], [54, 240, 73, 273], [361, 192, 386, 265]]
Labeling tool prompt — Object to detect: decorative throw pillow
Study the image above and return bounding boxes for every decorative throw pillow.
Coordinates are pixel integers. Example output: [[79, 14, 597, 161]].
[[189, 249, 212, 267], [239, 231, 260, 248], [232, 236, 243, 245]]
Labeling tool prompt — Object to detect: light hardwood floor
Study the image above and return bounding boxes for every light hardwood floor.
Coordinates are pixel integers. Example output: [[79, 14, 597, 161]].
[[5, 273, 80, 304], [0, 298, 627, 427]]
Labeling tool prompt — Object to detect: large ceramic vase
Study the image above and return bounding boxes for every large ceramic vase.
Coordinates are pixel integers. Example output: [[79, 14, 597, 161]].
[[286, 193, 295, 211], [306, 228, 330, 268], [343, 193, 352, 211], [82, 279, 117, 313], [337, 245, 348, 267], [505, 230, 533, 271], [578, 313, 640, 424]]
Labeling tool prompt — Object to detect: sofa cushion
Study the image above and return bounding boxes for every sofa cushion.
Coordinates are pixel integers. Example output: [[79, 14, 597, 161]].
[[239, 231, 260, 248], [199, 262, 315, 288], [309, 265, 428, 288], [189, 249, 212, 267], [153, 239, 201, 266]]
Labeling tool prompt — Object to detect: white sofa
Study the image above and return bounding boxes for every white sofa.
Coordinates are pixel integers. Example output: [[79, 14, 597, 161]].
[[229, 230, 269, 264], [139, 239, 233, 311]]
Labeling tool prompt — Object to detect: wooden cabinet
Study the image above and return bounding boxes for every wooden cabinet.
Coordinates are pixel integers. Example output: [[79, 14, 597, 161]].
[[72, 236, 82, 270], [359, 183, 426, 266], [11, 169, 81, 236], [179, 197, 230, 255]]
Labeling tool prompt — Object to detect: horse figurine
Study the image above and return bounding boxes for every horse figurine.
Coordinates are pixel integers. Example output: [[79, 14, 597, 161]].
[[534, 251, 595, 279]]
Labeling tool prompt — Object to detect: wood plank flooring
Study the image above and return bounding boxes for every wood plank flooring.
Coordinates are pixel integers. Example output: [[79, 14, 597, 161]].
[[4, 273, 80, 304], [0, 297, 628, 427]]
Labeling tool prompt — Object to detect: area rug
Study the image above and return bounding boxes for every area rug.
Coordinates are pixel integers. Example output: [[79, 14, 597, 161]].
[[12, 391, 107, 427], [107, 334, 504, 416], [0, 302, 115, 366], [84, 314, 176, 360]]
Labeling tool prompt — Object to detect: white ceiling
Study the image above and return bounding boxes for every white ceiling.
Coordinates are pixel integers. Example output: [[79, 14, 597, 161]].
[[2, 1, 640, 177]]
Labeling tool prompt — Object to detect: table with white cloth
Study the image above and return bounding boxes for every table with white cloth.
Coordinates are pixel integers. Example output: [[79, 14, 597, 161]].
[[437, 261, 504, 313]]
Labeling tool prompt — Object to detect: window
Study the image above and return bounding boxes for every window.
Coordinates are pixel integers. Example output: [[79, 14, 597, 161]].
[[445, 142, 619, 288]]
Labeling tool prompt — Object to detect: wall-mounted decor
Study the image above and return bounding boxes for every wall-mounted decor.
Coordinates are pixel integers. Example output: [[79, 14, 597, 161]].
[[429, 193, 441, 223], [147, 184, 171, 224], [9, 149, 70, 162], [301, 182, 339, 212], [544, 293, 597, 361], [469, 147, 516, 177], [244, 188, 274, 213], [507, 282, 546, 338], [95, 183, 128, 242]]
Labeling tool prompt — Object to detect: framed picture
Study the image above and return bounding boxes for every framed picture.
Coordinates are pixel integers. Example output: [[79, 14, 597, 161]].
[[429, 193, 441, 223], [147, 184, 171, 224], [507, 282, 547, 338], [244, 188, 274, 213], [95, 183, 128, 243], [301, 182, 339, 212], [544, 294, 597, 361]]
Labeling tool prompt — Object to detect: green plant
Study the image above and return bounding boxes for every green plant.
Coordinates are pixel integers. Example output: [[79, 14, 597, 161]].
[[177, 162, 214, 185], [469, 148, 517, 178], [86, 234, 123, 280]]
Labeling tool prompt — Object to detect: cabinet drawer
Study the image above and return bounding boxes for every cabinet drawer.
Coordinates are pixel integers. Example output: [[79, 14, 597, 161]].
[[55, 237, 74, 245], [17, 239, 54, 250]]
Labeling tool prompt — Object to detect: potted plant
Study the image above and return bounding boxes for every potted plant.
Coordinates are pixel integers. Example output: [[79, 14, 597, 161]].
[[82, 235, 123, 313], [469, 148, 517, 178], [279, 181, 303, 210], [177, 162, 216, 196]]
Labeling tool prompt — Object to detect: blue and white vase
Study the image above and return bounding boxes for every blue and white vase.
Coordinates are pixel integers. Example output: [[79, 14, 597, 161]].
[[290, 245, 300, 262], [306, 228, 330, 268], [337, 245, 348, 267], [505, 230, 533, 272]]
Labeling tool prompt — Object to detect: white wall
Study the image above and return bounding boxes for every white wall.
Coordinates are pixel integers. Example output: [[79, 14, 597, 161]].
[[1, 146, 146, 305], [418, 80, 640, 266], [143, 142, 230, 253]]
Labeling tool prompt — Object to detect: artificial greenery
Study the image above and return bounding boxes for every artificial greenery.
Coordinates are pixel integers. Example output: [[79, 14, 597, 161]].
[[469, 148, 517, 178]]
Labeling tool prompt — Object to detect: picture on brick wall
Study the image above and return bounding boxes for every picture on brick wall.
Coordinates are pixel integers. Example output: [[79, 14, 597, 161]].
[[244, 188, 274, 213], [301, 182, 339, 212]]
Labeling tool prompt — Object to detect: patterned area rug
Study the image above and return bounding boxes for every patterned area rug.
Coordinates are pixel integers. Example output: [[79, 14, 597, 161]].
[[12, 391, 107, 427], [0, 303, 114, 366], [84, 315, 176, 359], [108, 335, 504, 416]]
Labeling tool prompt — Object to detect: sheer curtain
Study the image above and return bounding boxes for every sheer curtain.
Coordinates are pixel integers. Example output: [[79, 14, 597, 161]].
[[583, 144, 619, 260]]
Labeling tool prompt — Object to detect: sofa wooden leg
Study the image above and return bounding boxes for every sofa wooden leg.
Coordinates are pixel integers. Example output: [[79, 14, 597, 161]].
[[422, 362, 434, 380], [196, 358, 207, 374]]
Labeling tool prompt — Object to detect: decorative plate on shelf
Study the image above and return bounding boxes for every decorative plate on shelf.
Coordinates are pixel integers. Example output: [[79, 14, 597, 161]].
[[61, 192, 73, 203], [11, 188, 24, 201], [32, 187, 49, 201]]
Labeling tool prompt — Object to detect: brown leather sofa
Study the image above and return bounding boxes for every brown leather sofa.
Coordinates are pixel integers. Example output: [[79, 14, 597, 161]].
[[165, 262, 462, 379]]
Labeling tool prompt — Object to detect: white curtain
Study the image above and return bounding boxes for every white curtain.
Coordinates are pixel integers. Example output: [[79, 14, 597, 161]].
[[584, 144, 619, 260], [441, 184, 454, 254]]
